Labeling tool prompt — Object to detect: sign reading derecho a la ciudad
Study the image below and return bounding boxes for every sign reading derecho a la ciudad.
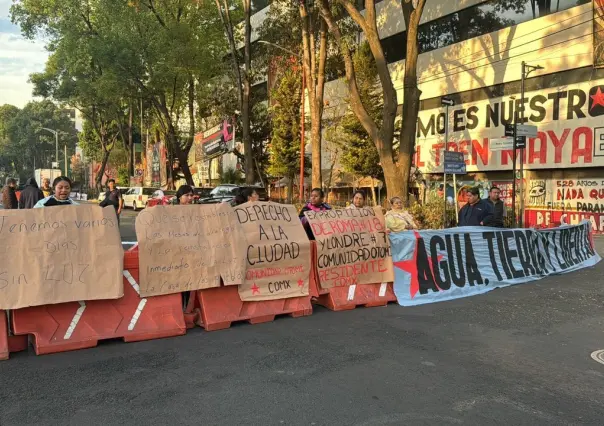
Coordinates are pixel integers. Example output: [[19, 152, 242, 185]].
[[234, 202, 311, 301]]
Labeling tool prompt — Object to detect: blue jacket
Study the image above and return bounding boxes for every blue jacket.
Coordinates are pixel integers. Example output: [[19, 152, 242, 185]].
[[458, 199, 493, 227]]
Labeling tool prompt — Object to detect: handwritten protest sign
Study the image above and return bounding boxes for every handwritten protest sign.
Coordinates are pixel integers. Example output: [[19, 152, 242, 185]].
[[305, 207, 393, 288], [135, 203, 248, 297], [0, 205, 123, 309], [233, 202, 310, 301]]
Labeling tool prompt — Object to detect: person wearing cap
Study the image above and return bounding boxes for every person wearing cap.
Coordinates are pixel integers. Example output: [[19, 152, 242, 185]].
[[457, 186, 493, 227]]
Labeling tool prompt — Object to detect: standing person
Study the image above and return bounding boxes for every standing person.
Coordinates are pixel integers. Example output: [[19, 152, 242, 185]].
[[299, 188, 331, 240], [34, 176, 79, 207], [385, 196, 418, 232], [1, 178, 18, 209], [485, 186, 506, 228], [348, 190, 366, 209], [232, 187, 259, 206], [457, 187, 493, 227], [173, 185, 195, 205], [40, 178, 52, 198], [99, 179, 123, 223], [18, 178, 44, 209]]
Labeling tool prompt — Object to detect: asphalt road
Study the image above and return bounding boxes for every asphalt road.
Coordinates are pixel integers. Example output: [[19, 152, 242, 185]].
[[1, 213, 604, 425]]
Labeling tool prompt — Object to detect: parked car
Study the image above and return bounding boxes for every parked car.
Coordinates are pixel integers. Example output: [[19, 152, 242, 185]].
[[123, 187, 157, 211], [193, 187, 214, 202], [199, 184, 268, 204], [146, 190, 177, 207]]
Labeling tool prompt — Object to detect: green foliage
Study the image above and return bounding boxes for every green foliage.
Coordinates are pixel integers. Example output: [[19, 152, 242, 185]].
[[117, 166, 130, 186], [329, 42, 383, 181], [408, 195, 453, 230], [267, 69, 303, 179], [0, 101, 78, 181], [220, 167, 244, 184]]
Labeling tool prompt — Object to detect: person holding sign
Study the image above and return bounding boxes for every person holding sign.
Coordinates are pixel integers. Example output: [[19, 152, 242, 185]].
[[299, 188, 331, 240], [172, 185, 195, 205], [347, 190, 366, 209], [385, 196, 417, 233], [34, 176, 79, 208]]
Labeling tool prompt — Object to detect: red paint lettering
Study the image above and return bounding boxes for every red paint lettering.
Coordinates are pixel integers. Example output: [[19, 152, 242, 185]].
[[459, 140, 471, 165], [528, 131, 547, 164], [571, 126, 592, 164], [432, 143, 444, 165], [415, 146, 425, 168], [548, 128, 570, 163], [471, 138, 489, 166]]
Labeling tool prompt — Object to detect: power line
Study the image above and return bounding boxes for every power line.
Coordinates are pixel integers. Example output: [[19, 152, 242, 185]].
[[420, 16, 595, 83], [418, 27, 604, 86], [423, 6, 597, 69]]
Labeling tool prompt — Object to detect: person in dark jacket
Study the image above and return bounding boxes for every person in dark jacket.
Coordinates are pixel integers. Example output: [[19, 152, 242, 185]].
[[1, 178, 18, 209], [299, 188, 331, 240], [484, 186, 506, 227], [18, 178, 44, 209], [458, 187, 493, 227]]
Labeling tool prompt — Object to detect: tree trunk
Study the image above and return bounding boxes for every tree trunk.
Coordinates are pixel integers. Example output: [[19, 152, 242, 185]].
[[95, 148, 111, 192], [242, 0, 255, 184], [381, 156, 404, 205], [399, 0, 426, 204], [287, 175, 294, 204], [128, 102, 134, 179]]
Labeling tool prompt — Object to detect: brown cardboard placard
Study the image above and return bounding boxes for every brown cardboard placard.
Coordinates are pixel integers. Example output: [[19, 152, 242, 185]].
[[304, 207, 393, 289], [234, 202, 310, 301], [136, 203, 248, 297], [0, 205, 123, 309]]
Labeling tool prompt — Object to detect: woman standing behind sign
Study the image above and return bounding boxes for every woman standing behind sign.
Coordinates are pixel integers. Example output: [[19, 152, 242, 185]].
[[171, 185, 195, 205], [34, 176, 79, 208], [299, 188, 331, 240], [385, 197, 417, 233], [347, 190, 366, 209]]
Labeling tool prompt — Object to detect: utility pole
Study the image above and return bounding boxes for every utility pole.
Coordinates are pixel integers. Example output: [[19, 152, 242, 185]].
[[41, 128, 59, 170], [64, 144, 68, 176], [519, 61, 543, 227], [441, 97, 454, 228]]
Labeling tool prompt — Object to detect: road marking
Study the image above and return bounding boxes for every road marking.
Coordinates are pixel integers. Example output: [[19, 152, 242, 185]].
[[64, 301, 86, 340], [123, 270, 147, 331], [591, 349, 604, 365]]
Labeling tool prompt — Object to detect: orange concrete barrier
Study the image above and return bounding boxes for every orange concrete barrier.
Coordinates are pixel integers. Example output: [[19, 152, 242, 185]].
[[309, 242, 397, 311], [192, 285, 312, 331], [11, 250, 186, 356], [0, 311, 27, 361]]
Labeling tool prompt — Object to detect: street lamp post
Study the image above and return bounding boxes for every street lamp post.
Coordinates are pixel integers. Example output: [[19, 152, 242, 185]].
[[257, 40, 306, 201], [518, 61, 543, 227], [41, 127, 59, 170]]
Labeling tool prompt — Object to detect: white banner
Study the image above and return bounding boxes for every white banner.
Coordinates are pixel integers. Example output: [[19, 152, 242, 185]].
[[415, 79, 604, 172]]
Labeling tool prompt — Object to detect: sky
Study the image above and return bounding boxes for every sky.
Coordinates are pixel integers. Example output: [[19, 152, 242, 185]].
[[0, 0, 48, 108]]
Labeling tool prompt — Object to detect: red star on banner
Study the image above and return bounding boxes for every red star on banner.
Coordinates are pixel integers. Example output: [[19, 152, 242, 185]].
[[591, 87, 604, 110], [297, 279, 304, 287], [393, 231, 444, 299], [251, 283, 260, 294]]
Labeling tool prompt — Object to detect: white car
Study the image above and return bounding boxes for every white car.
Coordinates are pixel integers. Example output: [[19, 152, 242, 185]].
[[123, 187, 157, 211]]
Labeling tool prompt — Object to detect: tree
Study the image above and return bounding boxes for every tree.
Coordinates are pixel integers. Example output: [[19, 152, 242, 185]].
[[317, 0, 406, 201], [267, 69, 307, 203], [259, 0, 349, 190], [331, 42, 383, 182], [214, 0, 255, 184], [398, 0, 427, 204]]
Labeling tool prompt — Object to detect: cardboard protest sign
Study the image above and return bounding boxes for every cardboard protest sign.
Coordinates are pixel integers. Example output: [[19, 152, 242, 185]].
[[390, 221, 601, 306], [234, 202, 310, 301], [305, 207, 394, 288], [0, 205, 123, 309], [136, 203, 248, 297]]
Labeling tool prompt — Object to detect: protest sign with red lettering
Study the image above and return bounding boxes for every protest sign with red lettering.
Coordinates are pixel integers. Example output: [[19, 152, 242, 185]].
[[304, 207, 393, 289], [234, 202, 310, 301]]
